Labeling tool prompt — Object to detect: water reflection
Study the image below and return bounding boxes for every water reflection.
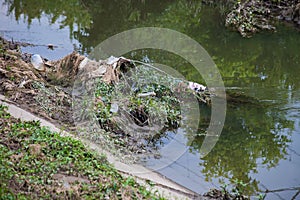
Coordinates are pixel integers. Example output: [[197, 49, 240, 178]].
[[4, 0, 92, 38], [190, 103, 293, 195], [73, 0, 172, 53], [2, 0, 300, 198]]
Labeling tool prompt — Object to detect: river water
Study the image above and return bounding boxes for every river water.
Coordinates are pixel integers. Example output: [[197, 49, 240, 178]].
[[1, 0, 300, 199]]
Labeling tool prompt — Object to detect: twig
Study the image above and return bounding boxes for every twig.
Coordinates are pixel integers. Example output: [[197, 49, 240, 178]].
[[265, 186, 300, 193], [292, 189, 300, 200], [131, 60, 188, 84]]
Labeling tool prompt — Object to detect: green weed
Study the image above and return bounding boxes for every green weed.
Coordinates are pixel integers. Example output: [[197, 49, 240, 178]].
[[0, 105, 164, 199]]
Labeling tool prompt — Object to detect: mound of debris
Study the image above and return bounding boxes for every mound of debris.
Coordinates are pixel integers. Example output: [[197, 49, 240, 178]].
[[225, 0, 300, 37]]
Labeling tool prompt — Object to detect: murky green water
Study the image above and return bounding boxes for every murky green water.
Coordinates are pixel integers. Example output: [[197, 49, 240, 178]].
[[1, 0, 300, 199]]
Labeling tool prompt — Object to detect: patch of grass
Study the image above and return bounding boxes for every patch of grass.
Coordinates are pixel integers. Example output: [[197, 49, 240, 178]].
[[0, 104, 164, 199], [5, 65, 12, 71], [93, 66, 182, 147]]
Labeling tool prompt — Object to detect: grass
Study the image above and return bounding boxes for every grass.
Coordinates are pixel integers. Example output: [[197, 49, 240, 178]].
[[94, 66, 182, 131], [0, 104, 165, 200], [85, 65, 184, 161]]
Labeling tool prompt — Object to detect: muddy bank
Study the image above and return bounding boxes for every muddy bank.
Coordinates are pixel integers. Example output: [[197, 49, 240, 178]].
[[0, 38, 74, 127]]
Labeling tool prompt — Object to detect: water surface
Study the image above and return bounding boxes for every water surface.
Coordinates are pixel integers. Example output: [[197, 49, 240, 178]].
[[1, 0, 299, 199]]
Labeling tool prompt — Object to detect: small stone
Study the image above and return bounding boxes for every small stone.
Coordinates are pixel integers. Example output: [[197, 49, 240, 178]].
[[47, 44, 54, 50]]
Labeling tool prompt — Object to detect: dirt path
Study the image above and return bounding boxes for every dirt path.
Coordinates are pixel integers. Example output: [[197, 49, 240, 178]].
[[0, 94, 204, 200]]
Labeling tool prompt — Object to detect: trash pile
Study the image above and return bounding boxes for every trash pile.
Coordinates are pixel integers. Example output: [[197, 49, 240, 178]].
[[72, 55, 211, 161], [0, 36, 214, 162]]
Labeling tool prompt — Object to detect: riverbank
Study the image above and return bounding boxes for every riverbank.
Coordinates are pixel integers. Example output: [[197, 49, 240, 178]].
[[0, 103, 164, 199], [0, 36, 197, 199], [0, 37, 253, 199], [0, 95, 200, 199]]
